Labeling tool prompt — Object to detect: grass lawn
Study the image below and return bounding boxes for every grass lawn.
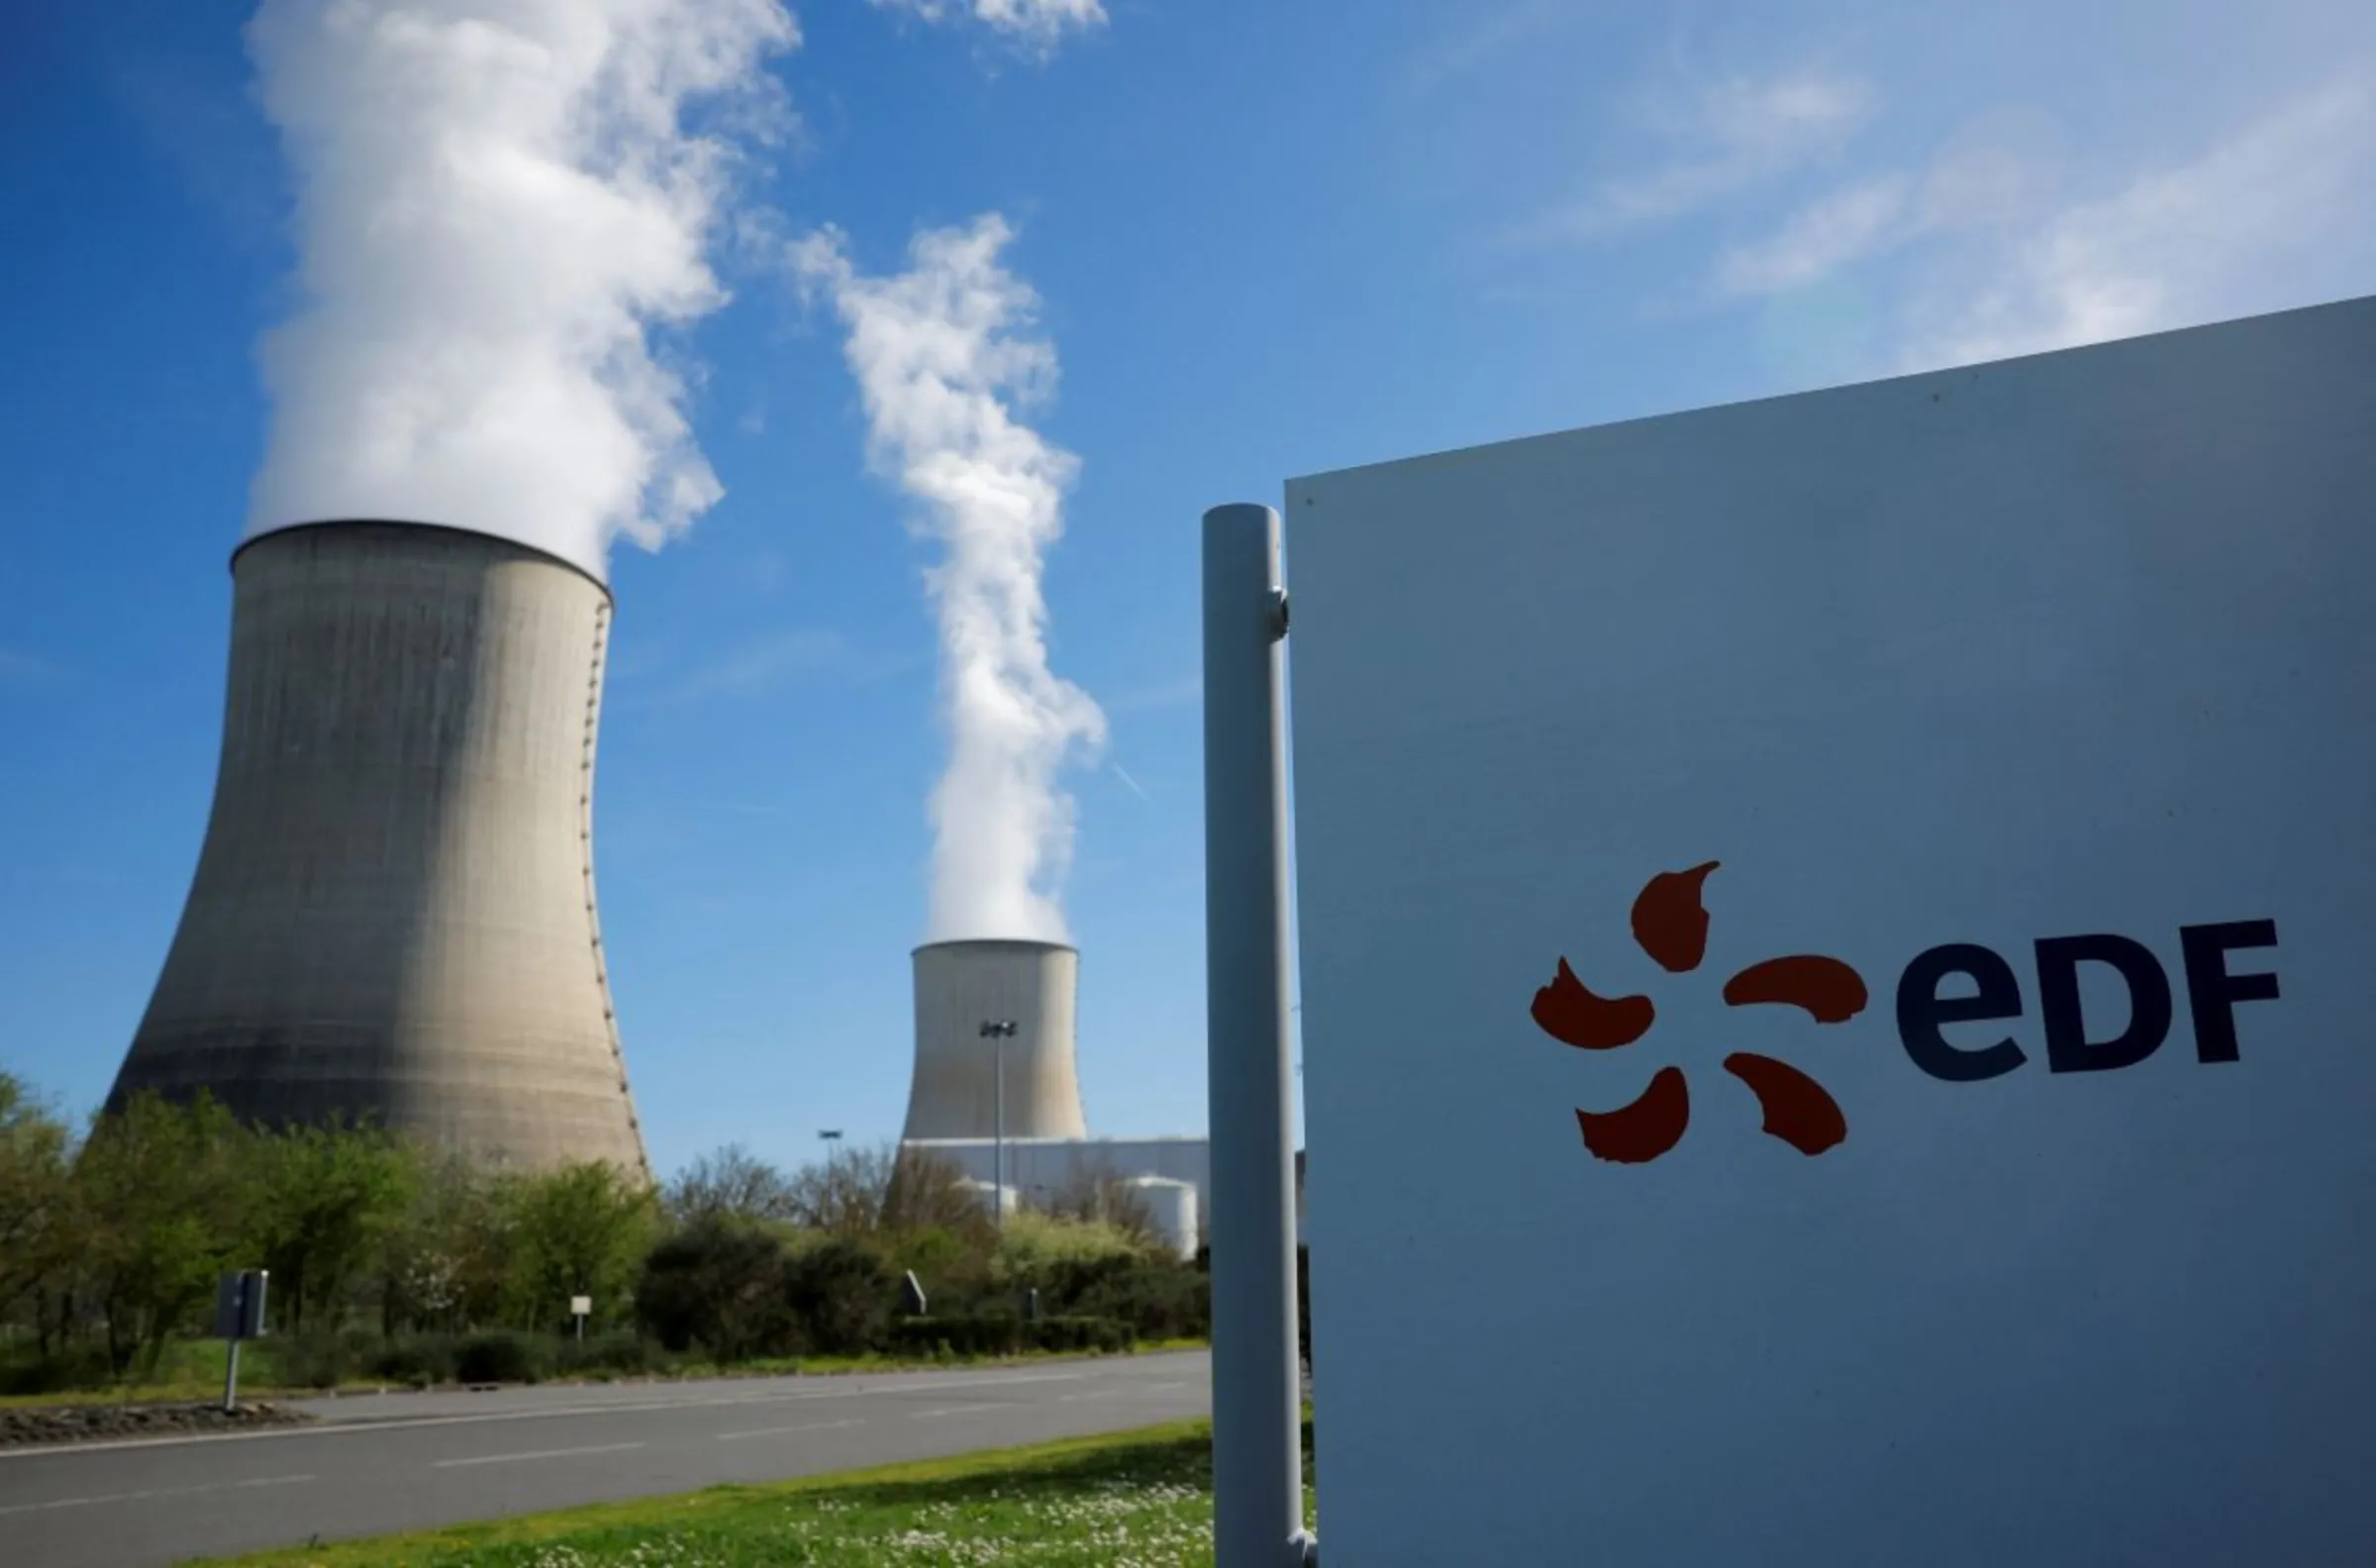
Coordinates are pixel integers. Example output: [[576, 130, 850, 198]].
[[201, 1417, 1317, 1568]]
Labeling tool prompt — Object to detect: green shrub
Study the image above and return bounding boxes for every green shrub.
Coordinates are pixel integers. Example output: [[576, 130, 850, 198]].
[[782, 1237, 893, 1357], [0, 1343, 112, 1397], [555, 1328, 669, 1377], [888, 1313, 1021, 1358], [1031, 1315, 1134, 1354], [365, 1334, 458, 1388], [990, 1213, 1143, 1290], [1072, 1262, 1209, 1342], [271, 1327, 353, 1390], [887, 1314, 1132, 1358], [454, 1330, 552, 1385], [635, 1220, 796, 1361]]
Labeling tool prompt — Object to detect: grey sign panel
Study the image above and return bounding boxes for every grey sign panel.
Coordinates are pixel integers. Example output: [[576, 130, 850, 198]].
[[1286, 295, 2376, 1566]]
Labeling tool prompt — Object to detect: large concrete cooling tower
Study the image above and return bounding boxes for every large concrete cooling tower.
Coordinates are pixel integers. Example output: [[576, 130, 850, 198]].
[[901, 939, 1088, 1140], [109, 520, 648, 1175]]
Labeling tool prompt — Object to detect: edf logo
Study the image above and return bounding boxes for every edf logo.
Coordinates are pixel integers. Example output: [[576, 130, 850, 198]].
[[1897, 920, 2280, 1081], [1530, 865, 2285, 1165]]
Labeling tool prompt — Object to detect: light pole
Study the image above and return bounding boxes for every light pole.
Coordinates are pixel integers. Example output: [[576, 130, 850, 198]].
[[979, 1019, 1018, 1227], [817, 1130, 843, 1229]]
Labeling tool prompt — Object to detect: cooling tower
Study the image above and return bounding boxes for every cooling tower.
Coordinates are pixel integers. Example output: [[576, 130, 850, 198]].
[[901, 939, 1088, 1140], [109, 520, 648, 1175]]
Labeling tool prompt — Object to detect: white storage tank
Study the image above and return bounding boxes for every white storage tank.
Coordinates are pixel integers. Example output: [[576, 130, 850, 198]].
[[1122, 1175, 1199, 1261], [954, 1177, 1018, 1222]]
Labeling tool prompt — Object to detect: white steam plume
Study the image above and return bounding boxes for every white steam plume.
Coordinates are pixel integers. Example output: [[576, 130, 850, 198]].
[[244, 0, 798, 579], [793, 216, 1104, 944]]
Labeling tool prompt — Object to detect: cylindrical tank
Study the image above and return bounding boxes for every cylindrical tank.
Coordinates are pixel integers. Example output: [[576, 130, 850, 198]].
[[953, 1176, 1019, 1222], [901, 939, 1087, 1141], [108, 520, 647, 1174], [1122, 1176, 1199, 1260]]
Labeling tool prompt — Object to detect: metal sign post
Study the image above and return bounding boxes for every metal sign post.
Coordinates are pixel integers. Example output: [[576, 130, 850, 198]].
[[213, 1270, 269, 1414], [1202, 502, 1316, 1567], [571, 1295, 592, 1342]]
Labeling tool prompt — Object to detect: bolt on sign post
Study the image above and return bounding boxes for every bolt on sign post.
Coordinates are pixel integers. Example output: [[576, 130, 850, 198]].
[[213, 1270, 268, 1413], [570, 1295, 592, 1342], [1279, 295, 2376, 1566]]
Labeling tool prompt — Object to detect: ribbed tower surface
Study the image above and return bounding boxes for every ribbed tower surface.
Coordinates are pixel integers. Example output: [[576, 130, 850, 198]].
[[110, 520, 648, 1175]]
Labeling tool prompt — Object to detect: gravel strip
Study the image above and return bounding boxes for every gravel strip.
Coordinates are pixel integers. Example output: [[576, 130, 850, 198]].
[[0, 1400, 317, 1448]]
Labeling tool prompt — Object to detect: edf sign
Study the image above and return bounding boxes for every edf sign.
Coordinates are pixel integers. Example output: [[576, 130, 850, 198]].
[[1284, 295, 2376, 1567], [1899, 919, 2279, 1079]]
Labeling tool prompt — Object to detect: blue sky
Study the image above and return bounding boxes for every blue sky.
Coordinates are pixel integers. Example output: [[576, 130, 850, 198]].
[[3, 0, 2371, 1177]]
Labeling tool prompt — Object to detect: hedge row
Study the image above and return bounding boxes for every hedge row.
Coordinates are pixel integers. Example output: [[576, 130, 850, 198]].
[[885, 1314, 1135, 1359]]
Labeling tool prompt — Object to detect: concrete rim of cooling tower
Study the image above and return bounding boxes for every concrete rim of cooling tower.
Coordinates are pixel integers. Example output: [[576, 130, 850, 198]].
[[235, 518, 613, 598]]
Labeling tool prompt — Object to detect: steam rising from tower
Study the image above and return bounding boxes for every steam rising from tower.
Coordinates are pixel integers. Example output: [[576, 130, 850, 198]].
[[794, 217, 1104, 944], [244, 0, 797, 578]]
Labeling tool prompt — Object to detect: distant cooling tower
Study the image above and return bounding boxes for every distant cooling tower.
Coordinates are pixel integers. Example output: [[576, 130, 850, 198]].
[[109, 520, 648, 1175], [901, 939, 1088, 1140]]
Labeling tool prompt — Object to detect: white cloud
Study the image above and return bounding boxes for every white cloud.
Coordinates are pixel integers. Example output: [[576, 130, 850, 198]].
[[1519, 66, 1875, 244], [243, 0, 799, 581], [872, 0, 1105, 49], [1904, 73, 2376, 367], [1719, 174, 1912, 294], [793, 216, 1105, 944]]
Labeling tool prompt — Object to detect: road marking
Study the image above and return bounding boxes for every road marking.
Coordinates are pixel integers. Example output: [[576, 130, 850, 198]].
[[716, 1419, 862, 1441], [1058, 1388, 1130, 1403], [0, 1474, 312, 1516], [908, 1404, 1002, 1420], [434, 1441, 644, 1468], [0, 1360, 1200, 1459]]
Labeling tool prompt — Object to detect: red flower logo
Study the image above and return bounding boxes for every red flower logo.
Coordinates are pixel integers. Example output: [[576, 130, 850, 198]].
[[1531, 861, 1867, 1164]]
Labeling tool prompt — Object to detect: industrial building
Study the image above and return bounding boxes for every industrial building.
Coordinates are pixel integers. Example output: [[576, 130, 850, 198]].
[[906, 1136, 1307, 1251], [109, 520, 648, 1174], [898, 935, 1306, 1248]]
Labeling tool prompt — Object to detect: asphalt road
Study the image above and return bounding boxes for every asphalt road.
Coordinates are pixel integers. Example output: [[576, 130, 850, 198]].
[[0, 1350, 1212, 1568]]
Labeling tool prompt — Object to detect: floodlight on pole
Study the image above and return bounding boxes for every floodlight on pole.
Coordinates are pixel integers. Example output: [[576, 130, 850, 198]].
[[979, 1019, 1019, 1226]]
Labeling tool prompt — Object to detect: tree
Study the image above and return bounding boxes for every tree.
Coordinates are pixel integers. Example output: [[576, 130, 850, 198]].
[[663, 1144, 799, 1229], [0, 1073, 77, 1341], [507, 1160, 657, 1330], [784, 1144, 887, 1236], [377, 1151, 520, 1335], [74, 1092, 249, 1375], [882, 1145, 989, 1235], [241, 1119, 416, 1331]]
